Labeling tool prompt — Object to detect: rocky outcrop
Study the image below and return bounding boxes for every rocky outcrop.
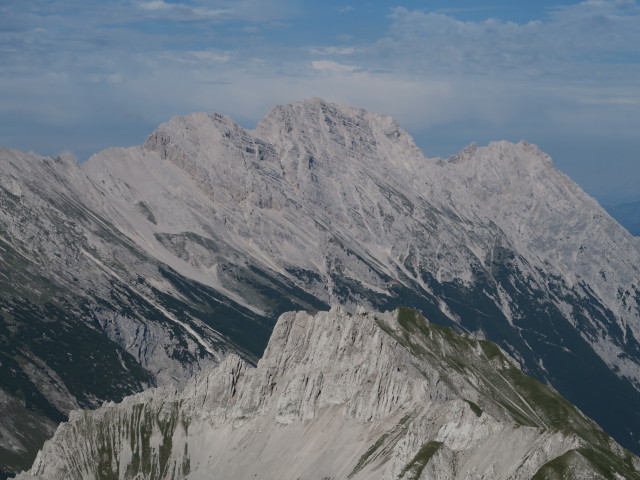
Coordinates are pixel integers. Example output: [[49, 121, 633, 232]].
[[0, 148, 274, 476], [77, 98, 640, 453], [17, 308, 640, 480], [2, 98, 640, 474]]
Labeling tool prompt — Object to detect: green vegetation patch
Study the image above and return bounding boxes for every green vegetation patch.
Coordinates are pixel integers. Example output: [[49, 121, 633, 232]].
[[576, 446, 640, 480], [464, 399, 483, 417], [397, 306, 422, 333], [532, 448, 640, 480], [399, 441, 443, 480], [348, 415, 414, 478], [135, 201, 157, 225], [348, 433, 390, 478], [501, 364, 605, 439], [388, 308, 618, 443]]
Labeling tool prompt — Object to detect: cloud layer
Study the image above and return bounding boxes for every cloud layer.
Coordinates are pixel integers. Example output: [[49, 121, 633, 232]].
[[1, 0, 639, 202]]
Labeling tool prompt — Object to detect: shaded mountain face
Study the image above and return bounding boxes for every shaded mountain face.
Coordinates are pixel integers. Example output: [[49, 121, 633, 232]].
[[0, 148, 324, 477], [604, 200, 640, 236], [17, 308, 640, 480], [1, 98, 640, 474]]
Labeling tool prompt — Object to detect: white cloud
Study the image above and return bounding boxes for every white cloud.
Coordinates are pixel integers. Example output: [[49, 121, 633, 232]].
[[134, 0, 292, 22], [88, 73, 124, 84], [191, 50, 230, 62], [1, 0, 639, 200], [310, 47, 355, 55], [311, 60, 359, 72], [145, 49, 230, 68], [138, 1, 171, 11], [136, 0, 230, 19], [382, 2, 640, 79]]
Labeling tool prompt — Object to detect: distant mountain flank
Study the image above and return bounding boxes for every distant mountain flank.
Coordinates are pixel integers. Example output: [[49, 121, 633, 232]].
[[1, 98, 640, 476], [604, 200, 640, 236]]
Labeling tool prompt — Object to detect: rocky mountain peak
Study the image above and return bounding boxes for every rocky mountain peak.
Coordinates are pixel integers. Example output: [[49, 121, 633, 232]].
[[17, 307, 640, 480], [144, 111, 269, 167], [3, 99, 640, 476], [256, 98, 426, 175]]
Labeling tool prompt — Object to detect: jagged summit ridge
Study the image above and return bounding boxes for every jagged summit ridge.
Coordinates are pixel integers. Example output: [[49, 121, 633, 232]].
[[18, 308, 640, 480], [2, 98, 640, 475], [81, 96, 640, 451], [256, 97, 427, 173]]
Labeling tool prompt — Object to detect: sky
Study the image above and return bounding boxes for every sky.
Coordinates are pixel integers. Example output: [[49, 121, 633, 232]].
[[1, 1, 639, 204]]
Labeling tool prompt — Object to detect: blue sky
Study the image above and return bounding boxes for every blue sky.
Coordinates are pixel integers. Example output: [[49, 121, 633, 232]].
[[1, 1, 639, 203]]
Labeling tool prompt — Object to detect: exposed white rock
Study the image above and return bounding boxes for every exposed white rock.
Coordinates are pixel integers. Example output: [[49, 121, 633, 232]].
[[82, 98, 640, 401], [18, 308, 640, 480], [2, 98, 640, 473]]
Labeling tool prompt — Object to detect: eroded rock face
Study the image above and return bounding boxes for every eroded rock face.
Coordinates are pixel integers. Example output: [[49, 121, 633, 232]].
[[2, 98, 640, 474], [79, 98, 640, 453], [17, 308, 640, 480]]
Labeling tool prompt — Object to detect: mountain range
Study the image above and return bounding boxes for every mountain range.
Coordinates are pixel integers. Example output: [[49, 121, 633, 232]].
[[1, 98, 639, 477]]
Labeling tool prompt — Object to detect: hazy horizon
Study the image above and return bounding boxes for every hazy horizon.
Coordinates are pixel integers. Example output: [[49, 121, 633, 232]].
[[2, 0, 639, 204]]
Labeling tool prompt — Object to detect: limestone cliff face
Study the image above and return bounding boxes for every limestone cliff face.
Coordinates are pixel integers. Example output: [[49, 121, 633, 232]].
[[18, 308, 640, 480], [79, 99, 640, 453], [3, 98, 640, 475]]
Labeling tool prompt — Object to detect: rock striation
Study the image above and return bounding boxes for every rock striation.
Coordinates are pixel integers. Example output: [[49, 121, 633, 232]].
[[17, 308, 640, 480], [2, 98, 640, 474], [79, 98, 640, 452]]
